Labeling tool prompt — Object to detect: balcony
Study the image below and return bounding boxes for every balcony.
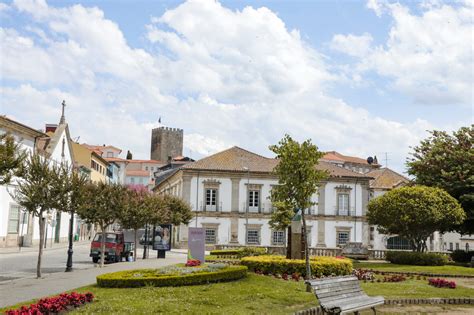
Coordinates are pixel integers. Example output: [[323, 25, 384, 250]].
[[334, 206, 356, 216], [200, 202, 223, 212]]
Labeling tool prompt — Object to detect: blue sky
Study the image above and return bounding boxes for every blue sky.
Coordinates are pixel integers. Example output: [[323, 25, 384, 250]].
[[1, 0, 472, 173]]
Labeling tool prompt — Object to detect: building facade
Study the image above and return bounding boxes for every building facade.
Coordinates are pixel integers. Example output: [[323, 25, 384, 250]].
[[154, 146, 373, 249]]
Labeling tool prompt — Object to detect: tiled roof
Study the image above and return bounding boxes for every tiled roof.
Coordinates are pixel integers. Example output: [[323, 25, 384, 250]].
[[181, 146, 371, 178], [366, 168, 410, 189], [127, 159, 162, 164], [0, 116, 47, 138], [126, 170, 150, 177], [83, 144, 122, 154], [322, 151, 379, 166]]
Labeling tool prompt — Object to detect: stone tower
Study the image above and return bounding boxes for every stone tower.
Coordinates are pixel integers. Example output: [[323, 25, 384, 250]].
[[150, 127, 184, 162]]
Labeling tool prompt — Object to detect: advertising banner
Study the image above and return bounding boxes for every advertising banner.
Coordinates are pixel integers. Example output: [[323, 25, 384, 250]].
[[188, 227, 205, 263], [152, 224, 172, 251]]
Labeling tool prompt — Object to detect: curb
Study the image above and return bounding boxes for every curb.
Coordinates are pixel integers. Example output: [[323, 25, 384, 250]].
[[294, 298, 474, 315], [368, 270, 474, 279]]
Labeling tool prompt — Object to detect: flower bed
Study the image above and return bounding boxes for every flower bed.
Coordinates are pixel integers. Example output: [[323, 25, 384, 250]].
[[382, 274, 406, 282], [210, 247, 267, 259], [5, 292, 94, 315], [96, 264, 247, 288], [353, 268, 374, 281], [241, 255, 352, 278], [428, 278, 456, 289]]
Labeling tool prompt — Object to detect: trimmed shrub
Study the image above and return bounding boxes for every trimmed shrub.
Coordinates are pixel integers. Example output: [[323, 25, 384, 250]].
[[210, 247, 267, 259], [241, 255, 352, 278], [97, 265, 247, 288], [385, 251, 448, 266], [450, 250, 474, 263]]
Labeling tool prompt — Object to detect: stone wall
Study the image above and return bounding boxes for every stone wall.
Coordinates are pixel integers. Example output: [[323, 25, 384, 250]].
[[150, 127, 183, 162]]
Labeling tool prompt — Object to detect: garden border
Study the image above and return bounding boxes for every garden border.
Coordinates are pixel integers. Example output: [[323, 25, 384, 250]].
[[294, 298, 474, 315], [96, 265, 248, 288], [366, 269, 474, 279]]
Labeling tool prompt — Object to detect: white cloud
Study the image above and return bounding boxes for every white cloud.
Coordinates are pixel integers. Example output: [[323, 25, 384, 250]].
[[1, 0, 462, 173], [330, 33, 373, 57], [340, 1, 473, 105]]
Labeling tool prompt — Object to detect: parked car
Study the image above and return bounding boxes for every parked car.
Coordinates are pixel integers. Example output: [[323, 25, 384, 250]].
[[90, 232, 134, 263]]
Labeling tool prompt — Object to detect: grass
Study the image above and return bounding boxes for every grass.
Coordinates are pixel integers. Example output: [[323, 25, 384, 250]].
[[3, 272, 474, 314], [354, 262, 474, 276]]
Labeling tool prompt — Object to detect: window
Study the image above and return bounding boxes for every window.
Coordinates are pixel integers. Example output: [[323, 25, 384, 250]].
[[272, 231, 285, 245], [107, 152, 113, 158], [205, 189, 218, 211], [336, 231, 350, 247], [456, 243, 460, 250], [8, 205, 20, 234], [247, 230, 260, 245], [145, 166, 148, 171], [248, 190, 260, 212], [205, 229, 217, 244], [369, 227, 375, 241], [151, 167, 154, 171], [449, 242, 453, 251], [467, 243, 470, 252], [130, 177, 135, 184], [337, 193, 349, 215], [387, 236, 411, 250]]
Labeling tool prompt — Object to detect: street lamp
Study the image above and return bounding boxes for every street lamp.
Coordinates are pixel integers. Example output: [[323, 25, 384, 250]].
[[65, 210, 74, 272], [243, 167, 250, 245]]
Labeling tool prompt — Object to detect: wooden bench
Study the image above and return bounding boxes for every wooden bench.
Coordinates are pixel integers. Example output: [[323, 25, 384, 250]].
[[306, 276, 384, 314]]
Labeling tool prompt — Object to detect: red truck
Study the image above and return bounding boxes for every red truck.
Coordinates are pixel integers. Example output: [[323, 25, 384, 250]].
[[90, 232, 134, 263]]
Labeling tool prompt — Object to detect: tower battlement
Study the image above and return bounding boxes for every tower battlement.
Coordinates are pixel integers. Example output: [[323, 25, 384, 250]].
[[150, 126, 183, 162]]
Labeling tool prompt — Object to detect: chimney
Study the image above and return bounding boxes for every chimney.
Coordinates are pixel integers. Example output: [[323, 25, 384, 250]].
[[45, 124, 58, 133]]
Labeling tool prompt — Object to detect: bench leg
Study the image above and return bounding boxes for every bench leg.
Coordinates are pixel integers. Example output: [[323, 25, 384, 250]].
[[371, 307, 376, 314], [354, 312, 360, 315]]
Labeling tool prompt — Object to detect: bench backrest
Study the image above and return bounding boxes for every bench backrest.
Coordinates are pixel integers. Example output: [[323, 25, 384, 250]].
[[306, 276, 364, 305]]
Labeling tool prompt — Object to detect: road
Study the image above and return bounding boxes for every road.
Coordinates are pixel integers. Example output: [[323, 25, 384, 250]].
[[0, 242, 94, 283]]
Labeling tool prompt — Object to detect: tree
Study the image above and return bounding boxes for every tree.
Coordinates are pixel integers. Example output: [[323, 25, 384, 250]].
[[407, 125, 474, 234], [11, 153, 60, 278], [162, 194, 193, 226], [119, 185, 151, 261], [54, 164, 90, 271], [78, 182, 126, 267], [0, 132, 26, 185], [126, 150, 133, 160], [269, 135, 328, 279], [367, 186, 465, 252]]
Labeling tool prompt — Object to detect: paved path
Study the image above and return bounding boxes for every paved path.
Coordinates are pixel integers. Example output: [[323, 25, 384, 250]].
[[0, 251, 186, 308]]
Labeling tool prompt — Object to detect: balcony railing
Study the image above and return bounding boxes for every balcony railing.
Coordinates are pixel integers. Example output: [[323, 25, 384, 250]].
[[199, 202, 223, 212], [334, 206, 356, 216]]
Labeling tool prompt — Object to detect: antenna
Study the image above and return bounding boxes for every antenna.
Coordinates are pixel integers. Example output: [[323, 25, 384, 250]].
[[383, 152, 390, 168]]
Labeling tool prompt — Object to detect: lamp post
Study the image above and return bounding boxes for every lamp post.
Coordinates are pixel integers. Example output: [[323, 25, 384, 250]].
[[243, 167, 250, 245], [65, 210, 74, 272]]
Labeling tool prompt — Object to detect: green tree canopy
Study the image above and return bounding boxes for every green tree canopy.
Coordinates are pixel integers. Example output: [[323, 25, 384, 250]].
[[269, 134, 328, 278], [11, 153, 60, 277], [367, 185, 465, 252], [406, 125, 474, 234], [0, 133, 26, 185]]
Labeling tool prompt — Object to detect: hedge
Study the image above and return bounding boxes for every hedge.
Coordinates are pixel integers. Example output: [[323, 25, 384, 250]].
[[96, 265, 248, 288], [385, 251, 448, 266], [240, 255, 352, 278], [210, 247, 267, 258], [450, 250, 474, 263]]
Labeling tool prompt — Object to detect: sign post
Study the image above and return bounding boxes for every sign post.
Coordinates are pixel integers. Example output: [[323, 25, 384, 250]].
[[188, 227, 205, 263]]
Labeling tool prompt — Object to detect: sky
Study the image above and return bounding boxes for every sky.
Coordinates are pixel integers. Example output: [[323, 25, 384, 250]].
[[0, 0, 472, 174]]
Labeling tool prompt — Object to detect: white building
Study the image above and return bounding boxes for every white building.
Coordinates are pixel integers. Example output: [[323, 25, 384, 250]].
[[0, 108, 78, 248], [154, 146, 373, 249]]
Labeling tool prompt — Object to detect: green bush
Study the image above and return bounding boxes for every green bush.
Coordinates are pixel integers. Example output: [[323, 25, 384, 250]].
[[241, 255, 352, 278], [210, 247, 267, 259], [450, 250, 474, 263], [385, 251, 448, 266], [97, 265, 247, 288]]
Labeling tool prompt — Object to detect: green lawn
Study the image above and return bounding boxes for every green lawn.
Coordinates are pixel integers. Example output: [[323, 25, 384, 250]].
[[3, 273, 474, 314], [354, 262, 474, 276]]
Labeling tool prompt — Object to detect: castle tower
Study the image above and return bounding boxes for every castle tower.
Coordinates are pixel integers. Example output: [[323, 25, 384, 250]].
[[150, 127, 183, 162]]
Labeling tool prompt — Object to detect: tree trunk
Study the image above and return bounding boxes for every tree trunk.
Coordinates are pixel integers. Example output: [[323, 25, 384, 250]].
[[134, 229, 138, 262], [100, 226, 106, 267], [286, 226, 292, 259], [302, 211, 311, 280], [37, 216, 45, 278]]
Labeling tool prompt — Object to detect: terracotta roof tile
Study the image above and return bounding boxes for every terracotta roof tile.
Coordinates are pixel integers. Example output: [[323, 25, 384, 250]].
[[181, 146, 371, 178], [126, 170, 150, 177], [366, 168, 410, 189], [322, 151, 379, 166]]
